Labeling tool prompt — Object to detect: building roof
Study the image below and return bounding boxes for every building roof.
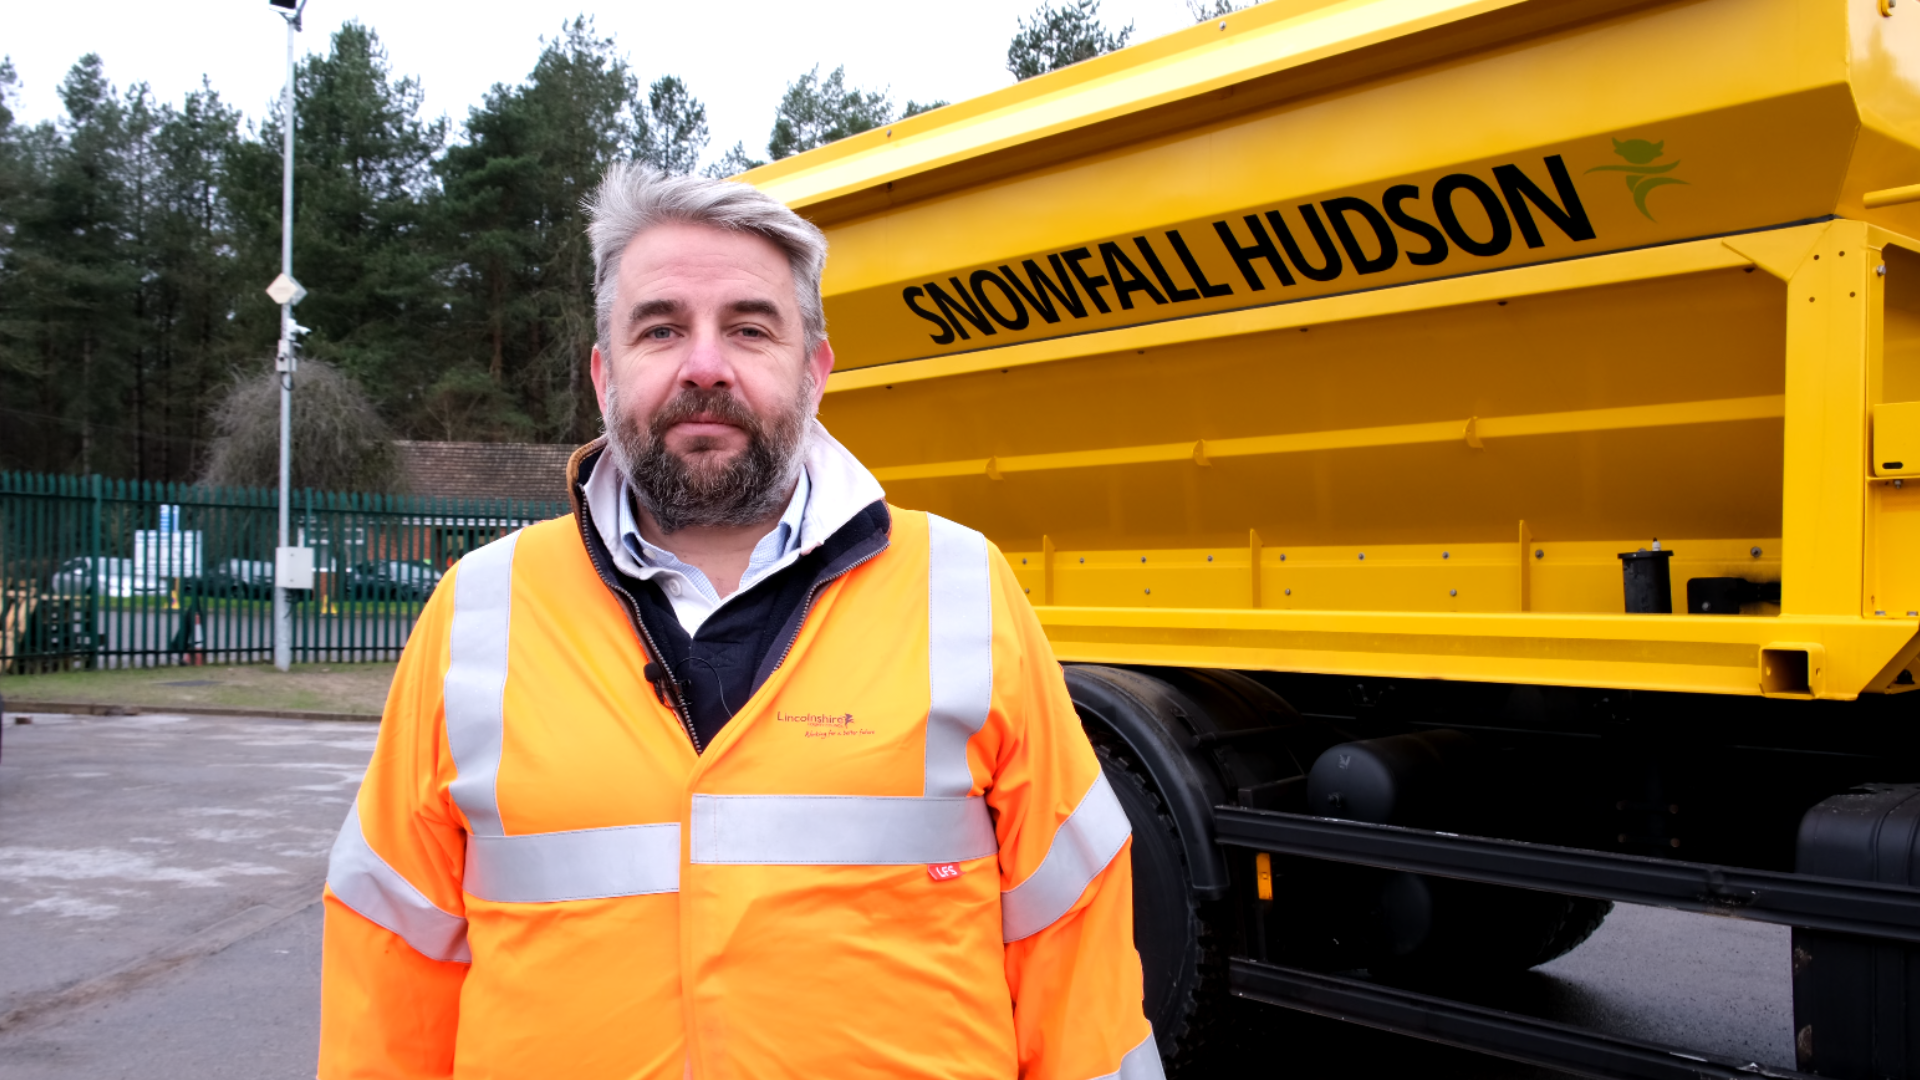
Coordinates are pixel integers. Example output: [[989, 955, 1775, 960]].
[[393, 440, 577, 504]]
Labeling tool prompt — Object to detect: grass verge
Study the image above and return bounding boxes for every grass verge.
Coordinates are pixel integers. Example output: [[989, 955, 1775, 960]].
[[0, 662, 395, 716]]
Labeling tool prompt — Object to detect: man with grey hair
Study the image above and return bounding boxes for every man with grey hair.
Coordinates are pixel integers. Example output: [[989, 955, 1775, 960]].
[[319, 163, 1159, 1080]]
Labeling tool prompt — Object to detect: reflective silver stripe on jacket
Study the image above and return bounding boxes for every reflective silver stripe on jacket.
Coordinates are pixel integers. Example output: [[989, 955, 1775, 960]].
[[441, 529, 681, 902], [924, 513, 992, 799], [444, 531, 518, 837], [466, 824, 681, 903], [689, 794, 997, 865], [1093, 1033, 1165, 1080], [326, 803, 471, 963], [1001, 771, 1133, 942], [688, 513, 1002, 868]]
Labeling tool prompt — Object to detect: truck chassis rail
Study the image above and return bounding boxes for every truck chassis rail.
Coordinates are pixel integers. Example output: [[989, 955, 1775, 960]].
[[1217, 808, 1920, 1078], [1230, 959, 1816, 1080], [1214, 807, 1920, 943]]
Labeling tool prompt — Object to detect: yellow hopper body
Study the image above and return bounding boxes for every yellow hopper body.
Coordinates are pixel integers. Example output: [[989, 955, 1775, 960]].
[[748, 0, 1920, 701]]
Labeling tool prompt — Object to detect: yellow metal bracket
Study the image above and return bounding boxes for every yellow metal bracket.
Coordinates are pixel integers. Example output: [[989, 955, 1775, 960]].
[[1036, 607, 1917, 701], [868, 395, 1784, 484], [1721, 222, 1831, 281], [1042, 534, 1056, 605], [1761, 642, 1827, 699], [1250, 529, 1264, 610], [1518, 520, 1535, 613], [1866, 184, 1920, 209], [1863, 628, 1920, 693]]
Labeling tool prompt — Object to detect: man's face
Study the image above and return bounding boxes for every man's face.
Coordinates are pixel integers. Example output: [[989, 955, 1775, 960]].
[[591, 222, 833, 532]]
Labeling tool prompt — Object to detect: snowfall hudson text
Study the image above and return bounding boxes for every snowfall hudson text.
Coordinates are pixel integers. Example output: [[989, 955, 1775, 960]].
[[899, 155, 1595, 346]]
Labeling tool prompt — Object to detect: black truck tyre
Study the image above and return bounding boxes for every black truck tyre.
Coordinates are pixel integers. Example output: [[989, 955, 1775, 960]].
[[1304, 729, 1613, 981], [1066, 664, 1350, 1070], [1090, 734, 1229, 1077], [1367, 874, 1613, 982], [1536, 894, 1615, 964]]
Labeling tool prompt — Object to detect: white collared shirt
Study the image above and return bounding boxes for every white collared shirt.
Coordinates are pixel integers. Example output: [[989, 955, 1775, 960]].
[[615, 471, 810, 636], [581, 422, 890, 638]]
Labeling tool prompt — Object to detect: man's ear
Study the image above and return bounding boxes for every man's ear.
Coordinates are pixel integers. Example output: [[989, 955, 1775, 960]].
[[590, 345, 611, 414], [805, 338, 834, 411]]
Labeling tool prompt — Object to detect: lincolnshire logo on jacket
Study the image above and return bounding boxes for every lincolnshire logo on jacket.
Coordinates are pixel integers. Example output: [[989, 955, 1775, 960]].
[[776, 710, 875, 738], [898, 153, 1609, 347]]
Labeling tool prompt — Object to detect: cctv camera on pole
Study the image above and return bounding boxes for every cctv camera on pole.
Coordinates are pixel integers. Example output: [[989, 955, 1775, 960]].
[[266, 0, 310, 672]]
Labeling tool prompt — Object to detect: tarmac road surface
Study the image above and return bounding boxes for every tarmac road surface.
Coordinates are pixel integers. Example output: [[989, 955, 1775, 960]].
[[0, 709, 1795, 1079], [0, 711, 367, 1079]]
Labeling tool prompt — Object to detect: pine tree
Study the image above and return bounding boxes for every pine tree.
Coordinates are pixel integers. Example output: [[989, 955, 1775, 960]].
[[227, 21, 449, 425], [1187, 0, 1247, 20], [767, 66, 892, 161], [0, 23, 938, 477], [0, 57, 49, 469], [0, 57, 145, 476], [435, 18, 650, 443], [148, 84, 249, 480], [0, 52, 259, 481], [641, 75, 709, 176], [703, 141, 766, 179], [1006, 0, 1134, 81]]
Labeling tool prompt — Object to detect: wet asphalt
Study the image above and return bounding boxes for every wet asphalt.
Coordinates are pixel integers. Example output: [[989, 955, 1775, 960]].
[[0, 709, 1794, 1079], [0, 711, 366, 1079]]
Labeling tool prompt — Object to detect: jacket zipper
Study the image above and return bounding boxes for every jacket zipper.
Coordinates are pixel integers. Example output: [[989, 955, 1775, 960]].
[[576, 485, 892, 753], [762, 541, 889, 679], [574, 505, 705, 753]]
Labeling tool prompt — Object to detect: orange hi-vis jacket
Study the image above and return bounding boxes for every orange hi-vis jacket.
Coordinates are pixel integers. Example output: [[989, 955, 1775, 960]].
[[319, 492, 1160, 1078]]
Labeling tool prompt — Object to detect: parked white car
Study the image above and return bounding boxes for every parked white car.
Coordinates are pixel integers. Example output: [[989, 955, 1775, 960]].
[[47, 556, 167, 598]]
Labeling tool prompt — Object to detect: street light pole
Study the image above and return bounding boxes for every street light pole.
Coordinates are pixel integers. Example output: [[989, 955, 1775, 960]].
[[270, 0, 306, 673]]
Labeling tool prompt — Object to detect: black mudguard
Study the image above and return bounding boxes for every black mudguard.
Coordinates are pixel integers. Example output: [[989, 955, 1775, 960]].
[[1065, 665, 1234, 899]]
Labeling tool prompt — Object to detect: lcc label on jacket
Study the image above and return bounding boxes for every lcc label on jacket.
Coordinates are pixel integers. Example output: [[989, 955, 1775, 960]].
[[776, 710, 876, 739]]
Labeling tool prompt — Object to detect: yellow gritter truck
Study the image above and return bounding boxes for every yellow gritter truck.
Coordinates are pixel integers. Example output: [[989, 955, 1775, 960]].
[[750, 1, 1920, 1076]]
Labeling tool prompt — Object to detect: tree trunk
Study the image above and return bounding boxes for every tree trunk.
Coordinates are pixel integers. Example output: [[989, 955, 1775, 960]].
[[490, 265, 504, 383], [80, 333, 94, 475]]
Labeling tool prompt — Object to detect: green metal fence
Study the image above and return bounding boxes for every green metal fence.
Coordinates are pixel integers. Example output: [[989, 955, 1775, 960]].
[[0, 472, 567, 672]]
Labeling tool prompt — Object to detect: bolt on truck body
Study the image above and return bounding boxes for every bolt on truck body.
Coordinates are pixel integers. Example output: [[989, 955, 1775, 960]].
[[752, 1, 1920, 1076]]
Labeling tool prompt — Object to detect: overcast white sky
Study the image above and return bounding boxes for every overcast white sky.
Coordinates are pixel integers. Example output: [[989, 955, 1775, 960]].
[[6, 1, 1202, 168]]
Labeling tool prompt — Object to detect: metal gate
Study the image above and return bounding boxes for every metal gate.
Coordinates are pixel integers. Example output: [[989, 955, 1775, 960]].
[[0, 472, 565, 671]]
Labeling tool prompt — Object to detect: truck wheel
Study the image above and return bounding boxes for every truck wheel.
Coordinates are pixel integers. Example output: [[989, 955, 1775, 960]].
[[1368, 874, 1612, 981], [1536, 893, 1614, 965], [1090, 733, 1229, 1077]]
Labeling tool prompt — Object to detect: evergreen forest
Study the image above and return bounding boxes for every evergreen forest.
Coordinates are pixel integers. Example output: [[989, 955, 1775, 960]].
[[0, 1, 1185, 486]]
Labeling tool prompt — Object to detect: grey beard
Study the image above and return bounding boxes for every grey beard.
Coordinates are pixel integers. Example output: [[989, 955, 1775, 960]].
[[604, 377, 814, 534]]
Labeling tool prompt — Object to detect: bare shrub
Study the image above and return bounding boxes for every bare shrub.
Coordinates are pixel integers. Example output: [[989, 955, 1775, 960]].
[[199, 359, 399, 492]]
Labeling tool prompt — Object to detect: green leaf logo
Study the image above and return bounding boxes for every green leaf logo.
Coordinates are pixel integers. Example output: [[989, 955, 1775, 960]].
[[1586, 138, 1687, 221]]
